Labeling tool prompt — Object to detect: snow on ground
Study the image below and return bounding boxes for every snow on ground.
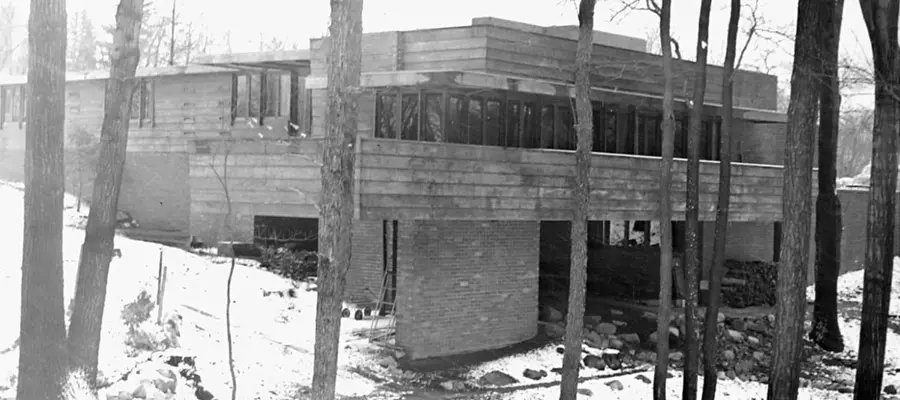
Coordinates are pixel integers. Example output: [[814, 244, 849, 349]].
[[0, 182, 387, 399]]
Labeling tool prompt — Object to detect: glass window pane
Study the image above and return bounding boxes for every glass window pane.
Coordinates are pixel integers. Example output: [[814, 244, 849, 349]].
[[557, 106, 575, 150], [484, 99, 502, 146], [522, 102, 539, 148], [401, 94, 419, 140], [249, 74, 261, 120], [447, 95, 467, 144], [423, 93, 443, 142], [375, 93, 397, 139], [236, 75, 249, 118], [468, 97, 483, 145], [506, 101, 521, 147], [265, 72, 281, 117], [540, 105, 555, 149]]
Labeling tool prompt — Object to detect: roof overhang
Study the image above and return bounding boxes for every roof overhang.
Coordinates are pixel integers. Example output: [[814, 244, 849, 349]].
[[305, 69, 787, 124], [194, 50, 311, 73], [0, 64, 237, 86]]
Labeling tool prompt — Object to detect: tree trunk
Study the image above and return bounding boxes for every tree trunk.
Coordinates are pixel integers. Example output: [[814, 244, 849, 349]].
[[311, 0, 362, 398], [654, 1, 676, 399], [66, 0, 144, 388], [854, 1, 899, 398], [767, 1, 822, 398], [559, 1, 595, 399], [682, 2, 713, 398], [16, 0, 68, 398], [701, 1, 740, 399], [810, 0, 846, 354]]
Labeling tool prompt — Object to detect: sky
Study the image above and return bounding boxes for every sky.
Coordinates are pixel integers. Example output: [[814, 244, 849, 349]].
[[1, 0, 880, 108]]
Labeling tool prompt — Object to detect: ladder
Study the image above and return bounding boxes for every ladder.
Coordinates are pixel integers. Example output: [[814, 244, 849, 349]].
[[368, 269, 398, 348]]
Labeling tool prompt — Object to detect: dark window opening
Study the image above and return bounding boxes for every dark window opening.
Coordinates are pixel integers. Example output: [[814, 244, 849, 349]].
[[375, 93, 398, 139], [540, 104, 555, 149], [556, 106, 575, 150], [468, 97, 484, 145], [423, 93, 443, 142], [505, 100, 521, 147], [289, 72, 301, 136], [254, 215, 318, 253], [447, 95, 467, 144], [484, 99, 503, 146], [401, 93, 419, 140], [522, 102, 539, 148]]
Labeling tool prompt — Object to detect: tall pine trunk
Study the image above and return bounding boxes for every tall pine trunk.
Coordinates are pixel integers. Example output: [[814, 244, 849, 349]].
[[559, 1, 595, 398], [16, 0, 68, 398], [854, 1, 899, 398], [654, 1, 676, 398], [810, 0, 846, 354], [311, 0, 363, 398], [768, 1, 822, 398], [682, 1, 712, 398], [67, 0, 144, 387], [701, 1, 740, 399]]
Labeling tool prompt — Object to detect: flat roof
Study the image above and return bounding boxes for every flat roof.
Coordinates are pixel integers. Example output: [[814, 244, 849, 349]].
[[193, 50, 311, 71], [0, 64, 236, 86]]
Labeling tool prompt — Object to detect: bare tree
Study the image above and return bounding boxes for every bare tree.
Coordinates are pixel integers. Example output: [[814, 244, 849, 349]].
[[67, 0, 145, 389], [654, 0, 676, 397], [15, 0, 68, 397], [681, 1, 713, 398], [700, 1, 740, 399], [767, 0, 823, 398], [810, 0, 846, 354], [854, 1, 900, 399], [311, 0, 363, 398], [559, 1, 596, 399]]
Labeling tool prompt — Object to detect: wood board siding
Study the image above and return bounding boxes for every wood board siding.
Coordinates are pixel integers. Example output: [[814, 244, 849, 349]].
[[308, 24, 777, 111], [187, 139, 323, 241], [355, 138, 805, 222]]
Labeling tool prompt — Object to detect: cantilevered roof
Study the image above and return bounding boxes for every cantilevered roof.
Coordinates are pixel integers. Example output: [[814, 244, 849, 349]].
[[306, 69, 787, 124], [193, 50, 311, 72], [0, 64, 237, 86]]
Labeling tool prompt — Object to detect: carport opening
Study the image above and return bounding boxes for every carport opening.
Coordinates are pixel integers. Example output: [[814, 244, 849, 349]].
[[253, 215, 318, 252]]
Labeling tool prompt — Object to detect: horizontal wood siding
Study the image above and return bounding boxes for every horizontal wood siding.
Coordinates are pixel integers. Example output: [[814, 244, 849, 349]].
[[188, 139, 323, 241], [308, 89, 376, 138], [355, 138, 805, 222], [310, 31, 401, 76], [482, 26, 777, 110]]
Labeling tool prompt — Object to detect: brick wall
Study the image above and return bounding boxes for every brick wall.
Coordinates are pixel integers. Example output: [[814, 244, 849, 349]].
[[395, 220, 540, 360], [346, 220, 385, 304]]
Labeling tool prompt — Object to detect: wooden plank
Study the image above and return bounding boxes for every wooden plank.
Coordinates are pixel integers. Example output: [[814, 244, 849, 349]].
[[191, 201, 319, 218]]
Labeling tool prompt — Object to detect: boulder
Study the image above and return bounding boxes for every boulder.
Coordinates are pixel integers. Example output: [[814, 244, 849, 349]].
[[540, 306, 564, 322], [478, 371, 519, 386], [594, 322, 617, 336]]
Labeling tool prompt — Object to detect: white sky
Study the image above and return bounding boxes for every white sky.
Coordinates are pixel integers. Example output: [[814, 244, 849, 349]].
[[2, 0, 880, 108]]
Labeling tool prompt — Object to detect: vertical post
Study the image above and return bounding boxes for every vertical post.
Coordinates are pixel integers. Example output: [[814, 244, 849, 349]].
[[156, 247, 167, 324]]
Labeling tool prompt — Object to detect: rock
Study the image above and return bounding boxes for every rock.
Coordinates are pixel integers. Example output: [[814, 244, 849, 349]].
[[747, 336, 760, 345], [440, 380, 466, 391], [378, 356, 398, 369], [838, 387, 853, 394], [729, 318, 746, 331], [717, 312, 726, 323], [886, 384, 898, 395], [605, 380, 624, 391], [584, 355, 606, 370], [735, 360, 755, 375], [594, 322, 617, 336], [610, 309, 624, 316], [619, 333, 640, 344], [642, 311, 657, 320], [478, 371, 519, 386], [585, 331, 605, 345], [669, 351, 684, 361], [637, 351, 656, 362], [603, 353, 623, 370], [609, 338, 625, 349], [612, 320, 628, 327], [635, 374, 652, 384], [752, 351, 765, 362], [726, 370, 736, 380], [746, 321, 767, 334], [669, 326, 680, 337], [723, 350, 735, 361], [541, 306, 564, 322], [523, 369, 546, 381], [727, 329, 745, 342], [717, 371, 726, 380], [545, 323, 566, 339], [577, 388, 593, 396]]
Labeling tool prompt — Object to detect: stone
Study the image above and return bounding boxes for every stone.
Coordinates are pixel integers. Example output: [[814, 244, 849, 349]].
[[612, 320, 628, 327], [378, 356, 398, 369], [610, 309, 624, 316], [619, 333, 640, 344], [594, 322, 617, 336], [669, 352, 683, 361], [726, 370, 736, 380], [609, 338, 624, 349], [545, 323, 566, 339], [577, 388, 593, 397], [440, 380, 466, 391], [637, 351, 656, 362], [717, 312, 726, 323], [727, 329, 745, 342], [735, 360, 755, 375], [717, 371, 726, 380], [478, 371, 519, 386], [585, 331, 605, 345], [886, 384, 898, 395], [723, 350, 735, 361], [747, 336, 760, 345], [523, 369, 547, 381], [669, 326, 680, 337], [642, 311, 657, 320], [605, 380, 624, 391], [746, 321, 767, 334], [729, 318, 746, 331], [635, 374, 652, 384], [603, 353, 623, 370], [752, 351, 765, 362], [584, 355, 606, 370], [541, 306, 564, 322]]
